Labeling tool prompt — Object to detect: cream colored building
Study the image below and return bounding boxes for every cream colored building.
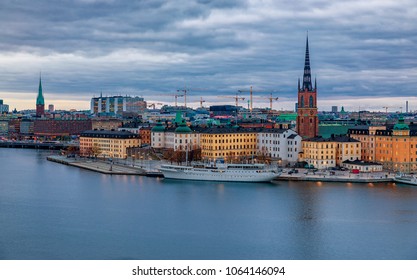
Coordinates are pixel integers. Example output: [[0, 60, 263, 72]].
[[300, 135, 361, 169], [80, 130, 141, 159]]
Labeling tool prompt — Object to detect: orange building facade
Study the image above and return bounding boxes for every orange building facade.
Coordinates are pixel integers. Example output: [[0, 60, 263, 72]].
[[349, 119, 417, 172]]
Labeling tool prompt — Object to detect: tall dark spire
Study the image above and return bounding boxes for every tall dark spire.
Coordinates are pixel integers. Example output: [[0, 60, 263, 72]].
[[302, 35, 313, 91]]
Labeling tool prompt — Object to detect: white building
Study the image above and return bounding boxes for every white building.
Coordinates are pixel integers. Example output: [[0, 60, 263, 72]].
[[257, 129, 302, 166], [90, 95, 146, 115], [151, 121, 200, 151]]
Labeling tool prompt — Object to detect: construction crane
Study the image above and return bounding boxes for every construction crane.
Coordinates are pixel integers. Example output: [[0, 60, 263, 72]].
[[238, 86, 278, 113], [148, 103, 162, 109], [199, 97, 206, 108], [383, 106, 389, 113], [161, 94, 184, 107], [177, 87, 208, 108], [218, 93, 245, 107], [254, 93, 279, 110]]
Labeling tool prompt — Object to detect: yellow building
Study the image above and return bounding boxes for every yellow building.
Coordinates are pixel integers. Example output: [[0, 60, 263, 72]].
[[300, 135, 361, 169], [200, 127, 258, 161], [80, 130, 141, 159]]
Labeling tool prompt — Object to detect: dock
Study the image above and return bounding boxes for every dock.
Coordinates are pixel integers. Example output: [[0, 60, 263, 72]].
[[47, 155, 163, 177], [276, 171, 394, 183]]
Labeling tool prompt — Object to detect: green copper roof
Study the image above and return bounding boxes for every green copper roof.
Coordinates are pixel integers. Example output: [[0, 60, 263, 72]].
[[277, 113, 297, 121], [175, 120, 192, 133], [393, 116, 409, 130], [175, 111, 183, 125], [36, 77, 44, 105], [151, 121, 166, 132]]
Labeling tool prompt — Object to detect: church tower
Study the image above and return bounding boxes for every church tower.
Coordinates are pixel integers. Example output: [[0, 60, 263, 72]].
[[296, 35, 318, 139], [36, 76, 45, 117]]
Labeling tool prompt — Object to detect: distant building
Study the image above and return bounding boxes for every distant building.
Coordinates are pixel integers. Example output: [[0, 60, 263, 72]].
[[90, 95, 147, 116], [0, 120, 8, 135], [209, 105, 238, 117], [296, 36, 318, 139], [34, 119, 92, 137], [331, 106, 338, 113], [80, 130, 141, 159], [91, 119, 122, 131], [20, 119, 34, 135], [48, 104, 54, 112], [0, 99, 9, 114], [36, 77, 45, 117]]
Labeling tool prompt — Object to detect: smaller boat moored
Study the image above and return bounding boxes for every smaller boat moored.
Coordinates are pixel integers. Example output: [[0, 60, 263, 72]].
[[394, 173, 417, 186]]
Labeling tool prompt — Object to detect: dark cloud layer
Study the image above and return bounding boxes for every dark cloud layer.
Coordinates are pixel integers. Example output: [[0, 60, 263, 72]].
[[0, 0, 416, 110]]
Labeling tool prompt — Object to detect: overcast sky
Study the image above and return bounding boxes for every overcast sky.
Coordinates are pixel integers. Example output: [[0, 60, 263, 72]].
[[1, 0, 416, 111]]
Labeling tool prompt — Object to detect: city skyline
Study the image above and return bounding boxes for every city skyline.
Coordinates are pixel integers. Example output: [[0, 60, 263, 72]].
[[1, 0, 416, 111]]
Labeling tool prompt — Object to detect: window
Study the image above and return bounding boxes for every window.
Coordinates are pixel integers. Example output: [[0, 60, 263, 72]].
[[309, 95, 314, 108]]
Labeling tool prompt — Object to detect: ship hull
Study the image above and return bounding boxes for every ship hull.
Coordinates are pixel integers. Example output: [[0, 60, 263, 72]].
[[159, 165, 280, 183]]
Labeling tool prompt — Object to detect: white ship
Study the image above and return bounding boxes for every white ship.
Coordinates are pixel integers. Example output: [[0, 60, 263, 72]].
[[394, 173, 417, 186], [159, 161, 281, 183]]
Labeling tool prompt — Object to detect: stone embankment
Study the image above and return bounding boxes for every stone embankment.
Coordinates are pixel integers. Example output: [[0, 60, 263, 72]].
[[276, 169, 394, 183], [47, 155, 163, 177]]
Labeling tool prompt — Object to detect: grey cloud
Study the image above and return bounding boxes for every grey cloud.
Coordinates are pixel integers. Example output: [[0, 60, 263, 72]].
[[0, 0, 417, 110]]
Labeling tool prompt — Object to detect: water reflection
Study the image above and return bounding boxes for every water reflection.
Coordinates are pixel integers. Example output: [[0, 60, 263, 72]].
[[1, 149, 417, 259]]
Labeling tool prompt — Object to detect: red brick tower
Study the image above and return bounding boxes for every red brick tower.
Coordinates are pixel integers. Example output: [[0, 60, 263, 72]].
[[296, 36, 318, 139]]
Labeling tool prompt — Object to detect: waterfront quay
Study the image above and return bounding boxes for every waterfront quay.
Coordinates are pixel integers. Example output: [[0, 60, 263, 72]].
[[47, 155, 155, 176], [278, 169, 394, 183], [47, 154, 395, 184]]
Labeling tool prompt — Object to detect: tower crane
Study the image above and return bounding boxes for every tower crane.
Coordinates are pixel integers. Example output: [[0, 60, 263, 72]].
[[254, 93, 279, 111], [238, 86, 278, 113], [177, 87, 207, 108], [148, 103, 163, 109], [161, 94, 184, 107], [217, 93, 245, 107], [199, 97, 206, 108], [383, 106, 389, 113]]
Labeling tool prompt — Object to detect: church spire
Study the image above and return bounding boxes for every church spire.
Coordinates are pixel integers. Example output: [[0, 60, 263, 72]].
[[302, 34, 313, 91], [36, 74, 45, 117], [36, 75, 44, 106]]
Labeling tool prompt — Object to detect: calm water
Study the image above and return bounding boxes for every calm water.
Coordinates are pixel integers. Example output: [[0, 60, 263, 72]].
[[1, 148, 417, 260]]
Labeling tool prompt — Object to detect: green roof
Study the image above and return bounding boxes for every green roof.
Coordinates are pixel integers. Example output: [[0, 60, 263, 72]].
[[393, 117, 409, 130], [277, 113, 297, 121], [151, 122, 166, 132], [175, 120, 192, 133], [319, 124, 351, 138]]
